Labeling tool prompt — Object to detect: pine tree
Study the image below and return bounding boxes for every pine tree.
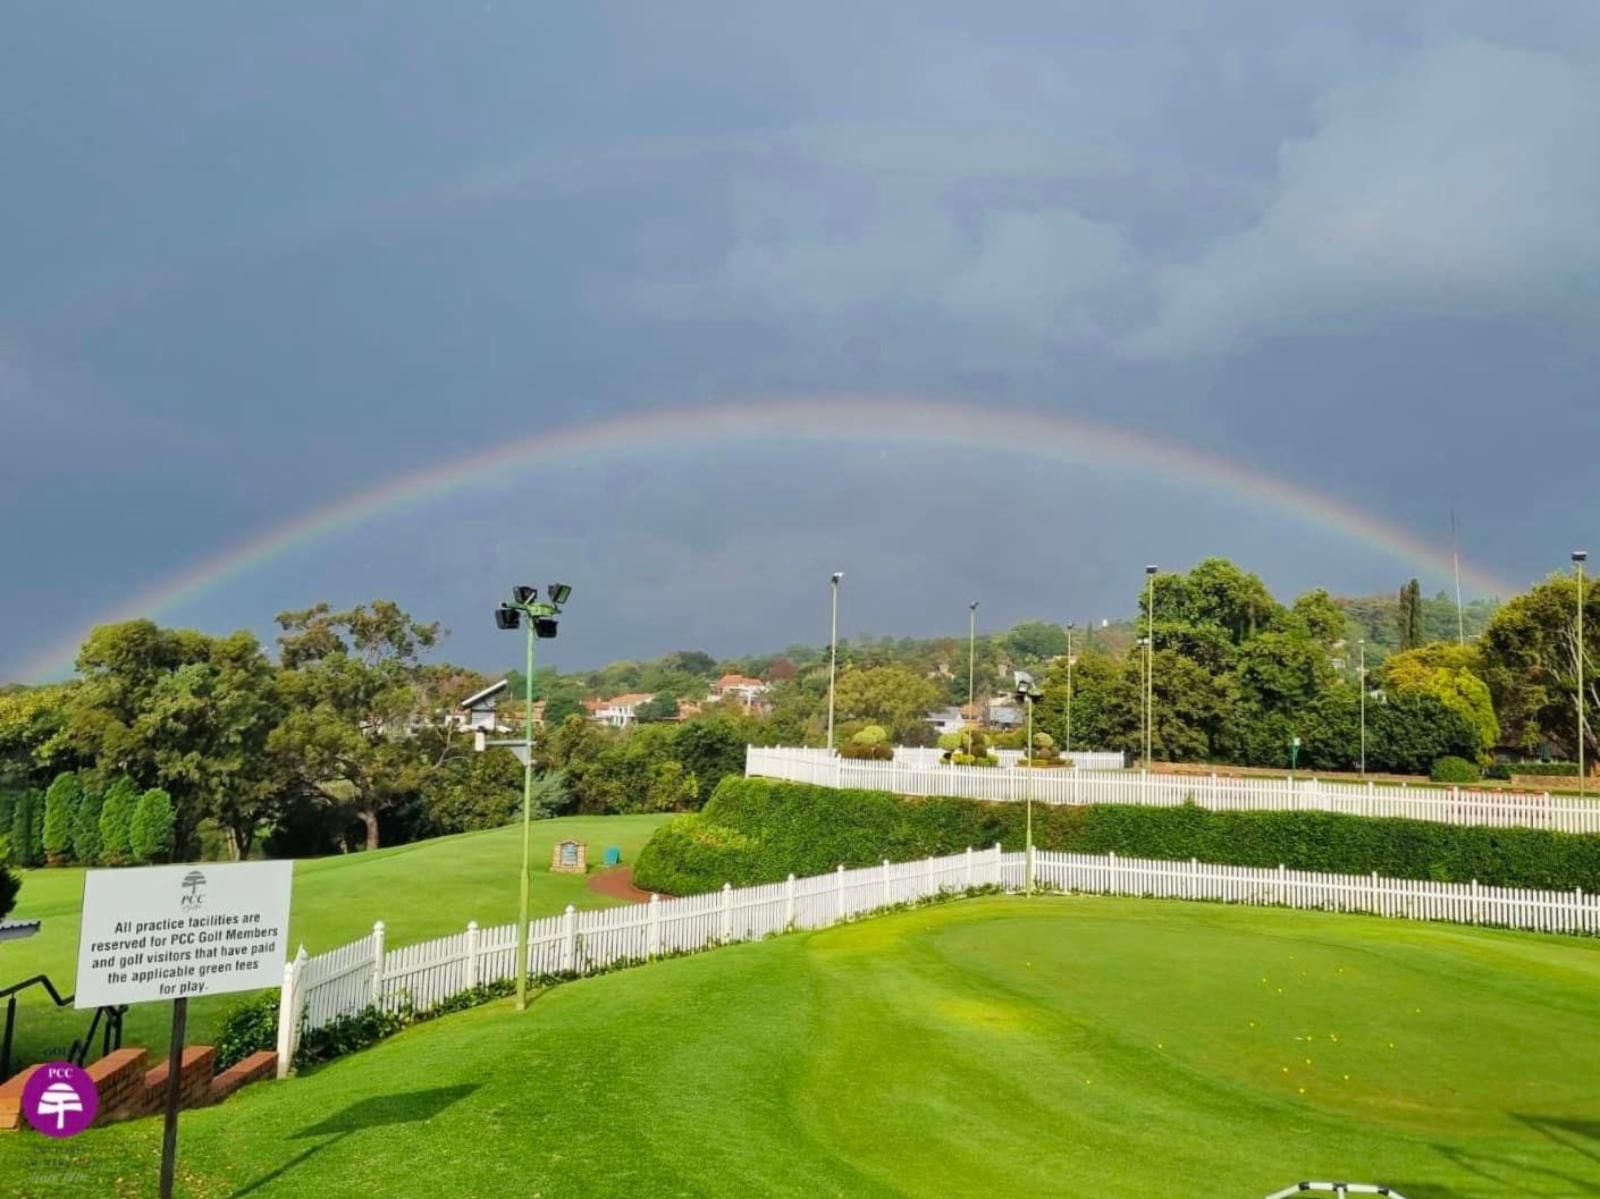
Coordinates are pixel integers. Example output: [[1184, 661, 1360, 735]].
[[129, 788, 176, 864], [1398, 579, 1425, 650], [41, 773, 81, 865], [70, 782, 105, 866], [98, 776, 139, 866], [10, 791, 38, 867]]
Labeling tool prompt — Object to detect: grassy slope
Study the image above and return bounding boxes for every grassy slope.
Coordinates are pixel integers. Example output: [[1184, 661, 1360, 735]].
[[6, 895, 1600, 1197], [0, 814, 669, 1066]]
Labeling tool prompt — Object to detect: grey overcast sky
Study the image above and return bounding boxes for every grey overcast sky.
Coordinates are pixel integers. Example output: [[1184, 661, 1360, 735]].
[[4, 2, 1599, 680]]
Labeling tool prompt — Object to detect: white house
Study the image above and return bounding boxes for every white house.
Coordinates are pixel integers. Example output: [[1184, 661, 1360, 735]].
[[587, 692, 655, 728], [922, 706, 967, 736], [710, 674, 770, 707]]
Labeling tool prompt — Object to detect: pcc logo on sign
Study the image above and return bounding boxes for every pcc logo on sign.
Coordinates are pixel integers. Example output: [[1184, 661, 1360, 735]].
[[22, 1062, 98, 1137]]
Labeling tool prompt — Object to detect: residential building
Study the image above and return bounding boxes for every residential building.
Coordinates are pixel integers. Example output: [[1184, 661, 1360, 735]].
[[587, 692, 656, 728], [711, 673, 770, 705], [923, 706, 967, 737]]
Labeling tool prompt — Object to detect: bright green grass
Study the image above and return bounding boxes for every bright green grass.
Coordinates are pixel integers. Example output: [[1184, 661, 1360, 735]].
[[0, 815, 670, 1067], [6, 895, 1600, 1197]]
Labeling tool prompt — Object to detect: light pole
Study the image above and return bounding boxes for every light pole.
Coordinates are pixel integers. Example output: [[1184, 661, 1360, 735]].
[[826, 571, 843, 752], [967, 601, 979, 757], [1065, 621, 1075, 757], [1015, 670, 1042, 893], [1358, 639, 1367, 777], [1144, 565, 1158, 768], [494, 583, 571, 1012], [1576, 551, 1588, 799]]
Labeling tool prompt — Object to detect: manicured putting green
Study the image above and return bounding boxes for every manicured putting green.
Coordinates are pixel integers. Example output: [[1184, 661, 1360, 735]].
[[0, 814, 670, 1067], [6, 894, 1600, 1197]]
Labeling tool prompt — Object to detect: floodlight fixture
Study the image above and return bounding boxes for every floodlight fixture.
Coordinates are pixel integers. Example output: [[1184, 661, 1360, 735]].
[[1575, 551, 1588, 564], [494, 606, 520, 630], [533, 617, 559, 639], [512, 585, 537, 605], [831, 571, 843, 584], [547, 582, 572, 606], [1145, 563, 1158, 575]]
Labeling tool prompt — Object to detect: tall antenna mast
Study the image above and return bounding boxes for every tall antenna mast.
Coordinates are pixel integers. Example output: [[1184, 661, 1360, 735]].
[[1451, 508, 1465, 645]]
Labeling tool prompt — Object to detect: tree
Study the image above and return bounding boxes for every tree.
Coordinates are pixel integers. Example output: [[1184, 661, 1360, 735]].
[[634, 692, 681, 724], [70, 779, 105, 865], [1479, 574, 1599, 760], [129, 787, 176, 863], [0, 848, 17, 919], [672, 718, 749, 805], [1290, 588, 1347, 649], [1398, 579, 1425, 651], [98, 775, 139, 865], [42, 772, 80, 865], [1382, 644, 1498, 763], [271, 601, 454, 851], [8, 790, 42, 867], [832, 666, 941, 744], [1006, 621, 1068, 663], [55, 621, 288, 859]]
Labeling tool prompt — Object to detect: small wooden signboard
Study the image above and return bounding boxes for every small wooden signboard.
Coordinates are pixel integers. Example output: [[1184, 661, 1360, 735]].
[[550, 839, 587, 874]]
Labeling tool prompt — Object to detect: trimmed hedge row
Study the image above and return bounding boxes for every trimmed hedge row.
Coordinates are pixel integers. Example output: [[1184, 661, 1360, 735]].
[[632, 776, 1600, 897]]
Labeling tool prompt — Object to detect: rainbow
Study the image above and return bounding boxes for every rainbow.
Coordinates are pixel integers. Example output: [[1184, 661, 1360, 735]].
[[16, 395, 1514, 681]]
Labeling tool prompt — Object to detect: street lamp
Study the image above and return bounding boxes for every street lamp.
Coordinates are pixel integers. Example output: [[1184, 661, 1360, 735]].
[[493, 582, 571, 1012], [967, 601, 979, 758], [1576, 551, 1588, 799], [1358, 639, 1367, 777], [1014, 669, 1042, 893], [827, 572, 843, 752], [1144, 565, 1158, 769], [1064, 622, 1075, 758]]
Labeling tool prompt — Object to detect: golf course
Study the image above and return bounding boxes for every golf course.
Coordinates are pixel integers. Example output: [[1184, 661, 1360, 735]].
[[0, 814, 672, 1066], [5, 893, 1600, 1197]]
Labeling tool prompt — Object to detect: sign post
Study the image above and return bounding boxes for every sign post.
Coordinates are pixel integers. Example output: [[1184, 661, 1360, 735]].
[[75, 861, 292, 1198]]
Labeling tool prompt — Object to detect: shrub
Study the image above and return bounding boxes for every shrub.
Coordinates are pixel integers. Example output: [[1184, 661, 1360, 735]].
[[839, 741, 894, 760], [9, 790, 42, 868], [636, 776, 1600, 897], [1430, 756, 1480, 784], [41, 773, 80, 865], [215, 992, 279, 1071], [950, 753, 999, 767], [98, 777, 140, 865], [936, 732, 964, 752], [129, 788, 176, 863], [1486, 762, 1581, 780]]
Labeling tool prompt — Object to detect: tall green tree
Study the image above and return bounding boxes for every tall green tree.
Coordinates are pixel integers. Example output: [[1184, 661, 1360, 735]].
[[1479, 573, 1599, 759], [41, 772, 80, 865], [129, 787, 176, 863], [70, 779, 105, 865], [1398, 579, 1425, 651], [271, 601, 458, 851], [832, 665, 942, 745], [98, 775, 139, 865]]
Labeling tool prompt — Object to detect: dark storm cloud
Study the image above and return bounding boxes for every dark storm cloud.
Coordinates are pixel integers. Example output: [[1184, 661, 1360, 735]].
[[2, 2, 1598, 679]]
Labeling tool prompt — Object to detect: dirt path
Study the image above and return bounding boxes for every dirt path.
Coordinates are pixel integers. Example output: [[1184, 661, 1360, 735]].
[[587, 866, 657, 903]]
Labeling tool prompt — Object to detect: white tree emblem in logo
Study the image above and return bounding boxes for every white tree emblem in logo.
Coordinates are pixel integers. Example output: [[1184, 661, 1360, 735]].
[[35, 1082, 84, 1131]]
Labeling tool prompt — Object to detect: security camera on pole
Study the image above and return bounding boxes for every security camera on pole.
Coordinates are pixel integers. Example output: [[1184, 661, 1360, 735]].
[[1014, 669, 1042, 894], [493, 582, 572, 1012]]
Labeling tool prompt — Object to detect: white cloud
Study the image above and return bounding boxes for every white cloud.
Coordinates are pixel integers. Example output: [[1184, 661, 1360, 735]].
[[1123, 40, 1600, 357]]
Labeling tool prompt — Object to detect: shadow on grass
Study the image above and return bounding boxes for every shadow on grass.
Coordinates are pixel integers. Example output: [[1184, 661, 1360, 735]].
[[1414, 1112, 1600, 1198], [231, 1085, 478, 1197]]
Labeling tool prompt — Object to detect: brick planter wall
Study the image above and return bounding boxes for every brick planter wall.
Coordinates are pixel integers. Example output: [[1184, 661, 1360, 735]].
[[1, 1044, 278, 1132]]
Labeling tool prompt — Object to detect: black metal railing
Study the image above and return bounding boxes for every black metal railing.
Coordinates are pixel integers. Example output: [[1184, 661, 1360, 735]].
[[0, 974, 127, 1081]]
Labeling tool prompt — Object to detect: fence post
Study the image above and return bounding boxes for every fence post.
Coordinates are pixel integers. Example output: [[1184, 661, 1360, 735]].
[[1278, 863, 1286, 907], [924, 855, 936, 899], [720, 883, 734, 942], [994, 841, 1004, 888], [1190, 857, 1199, 899], [785, 873, 797, 929], [835, 863, 846, 922], [560, 905, 577, 973], [881, 859, 893, 908], [1472, 878, 1480, 925], [275, 944, 307, 1080], [464, 921, 480, 989], [647, 893, 662, 958], [369, 921, 387, 1007], [1370, 871, 1379, 917], [1108, 850, 1118, 896], [965, 845, 974, 888]]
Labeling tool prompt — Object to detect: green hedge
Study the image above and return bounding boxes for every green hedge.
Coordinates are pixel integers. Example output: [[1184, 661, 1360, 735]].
[[1486, 762, 1581, 779], [633, 776, 1600, 896]]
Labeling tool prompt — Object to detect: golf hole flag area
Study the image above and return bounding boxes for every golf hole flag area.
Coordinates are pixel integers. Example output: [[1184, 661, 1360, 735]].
[[5, 895, 1600, 1197]]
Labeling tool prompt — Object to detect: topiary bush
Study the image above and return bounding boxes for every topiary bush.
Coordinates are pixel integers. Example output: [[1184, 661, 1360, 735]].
[[41, 773, 80, 865], [1430, 756, 1481, 784], [635, 776, 1600, 897], [70, 782, 105, 866], [97, 777, 139, 865], [840, 726, 895, 761]]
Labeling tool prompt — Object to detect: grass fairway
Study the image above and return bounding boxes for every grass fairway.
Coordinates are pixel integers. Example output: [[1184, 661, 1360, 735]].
[[5, 895, 1600, 1197], [0, 814, 670, 1066]]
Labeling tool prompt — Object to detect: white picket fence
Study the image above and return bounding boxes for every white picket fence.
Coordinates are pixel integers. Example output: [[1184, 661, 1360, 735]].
[[274, 840, 1600, 1076], [886, 745, 1127, 770], [745, 746, 1600, 834]]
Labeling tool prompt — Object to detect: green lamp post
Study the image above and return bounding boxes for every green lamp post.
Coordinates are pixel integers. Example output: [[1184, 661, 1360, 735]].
[[495, 582, 571, 1011]]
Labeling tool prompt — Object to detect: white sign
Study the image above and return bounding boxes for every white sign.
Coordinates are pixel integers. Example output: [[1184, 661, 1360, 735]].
[[75, 861, 293, 1008]]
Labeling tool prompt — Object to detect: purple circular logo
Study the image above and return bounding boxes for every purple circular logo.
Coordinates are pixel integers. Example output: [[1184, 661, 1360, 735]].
[[22, 1061, 98, 1138]]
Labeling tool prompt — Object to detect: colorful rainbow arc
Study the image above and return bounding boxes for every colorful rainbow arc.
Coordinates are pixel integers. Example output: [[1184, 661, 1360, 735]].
[[17, 395, 1514, 681]]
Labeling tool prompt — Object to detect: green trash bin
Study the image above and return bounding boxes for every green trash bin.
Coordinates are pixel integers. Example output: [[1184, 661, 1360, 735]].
[[603, 846, 621, 867]]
